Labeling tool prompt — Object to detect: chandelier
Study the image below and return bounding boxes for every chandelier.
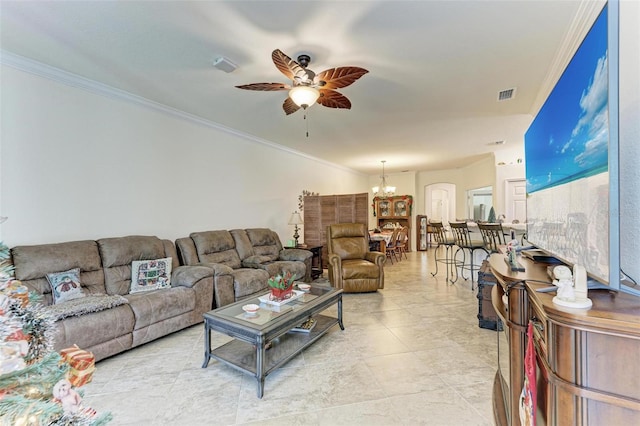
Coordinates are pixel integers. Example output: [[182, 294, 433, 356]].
[[372, 160, 396, 197]]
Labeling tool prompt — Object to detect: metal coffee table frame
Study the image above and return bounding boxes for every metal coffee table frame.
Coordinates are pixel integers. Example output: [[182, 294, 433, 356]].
[[202, 286, 344, 398]]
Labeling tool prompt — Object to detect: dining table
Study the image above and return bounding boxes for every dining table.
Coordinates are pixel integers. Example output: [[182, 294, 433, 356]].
[[369, 230, 396, 254]]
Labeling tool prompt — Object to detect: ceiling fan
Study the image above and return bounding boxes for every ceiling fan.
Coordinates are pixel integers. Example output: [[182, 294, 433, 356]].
[[236, 49, 368, 115]]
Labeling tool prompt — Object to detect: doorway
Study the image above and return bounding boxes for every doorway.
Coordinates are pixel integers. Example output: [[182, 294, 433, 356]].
[[505, 179, 526, 223], [467, 186, 493, 221], [425, 183, 456, 223]]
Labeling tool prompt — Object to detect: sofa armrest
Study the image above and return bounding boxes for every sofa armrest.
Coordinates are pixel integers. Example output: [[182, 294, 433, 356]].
[[195, 262, 234, 276], [195, 262, 235, 308], [279, 248, 312, 262], [171, 265, 213, 288], [364, 251, 386, 267], [242, 255, 274, 268], [327, 253, 343, 289]]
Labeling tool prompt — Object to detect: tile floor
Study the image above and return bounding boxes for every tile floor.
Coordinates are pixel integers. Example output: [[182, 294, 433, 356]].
[[83, 250, 498, 425]]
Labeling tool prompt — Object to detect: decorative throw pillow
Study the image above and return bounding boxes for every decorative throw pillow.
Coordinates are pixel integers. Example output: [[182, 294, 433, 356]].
[[46, 268, 86, 304], [130, 257, 172, 293]]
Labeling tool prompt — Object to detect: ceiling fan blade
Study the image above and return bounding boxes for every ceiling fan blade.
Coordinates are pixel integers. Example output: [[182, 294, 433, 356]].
[[272, 49, 308, 82], [317, 89, 352, 109], [235, 82, 291, 91], [283, 97, 301, 115], [316, 67, 368, 89]]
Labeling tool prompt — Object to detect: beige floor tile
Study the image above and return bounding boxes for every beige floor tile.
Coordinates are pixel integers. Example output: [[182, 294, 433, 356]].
[[84, 251, 498, 425]]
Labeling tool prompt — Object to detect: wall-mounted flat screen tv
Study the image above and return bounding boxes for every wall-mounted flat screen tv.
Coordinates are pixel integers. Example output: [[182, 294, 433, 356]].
[[525, 2, 620, 290]]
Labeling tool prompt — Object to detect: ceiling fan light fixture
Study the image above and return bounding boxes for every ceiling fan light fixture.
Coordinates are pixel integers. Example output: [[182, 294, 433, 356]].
[[289, 85, 320, 109]]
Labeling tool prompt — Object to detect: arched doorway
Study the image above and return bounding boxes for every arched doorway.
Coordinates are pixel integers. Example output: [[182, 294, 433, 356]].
[[425, 183, 456, 223]]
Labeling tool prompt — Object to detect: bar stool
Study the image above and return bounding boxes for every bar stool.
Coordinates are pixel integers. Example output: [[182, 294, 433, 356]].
[[478, 222, 508, 253], [429, 221, 459, 283], [449, 221, 488, 289]]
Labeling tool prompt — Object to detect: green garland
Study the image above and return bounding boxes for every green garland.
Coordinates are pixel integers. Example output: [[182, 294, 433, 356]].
[[1, 285, 113, 425], [5, 297, 54, 363], [0, 393, 113, 426], [0, 351, 66, 395], [0, 240, 13, 279]]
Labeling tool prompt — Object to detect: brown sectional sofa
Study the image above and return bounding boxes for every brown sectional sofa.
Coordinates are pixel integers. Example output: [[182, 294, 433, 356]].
[[176, 228, 313, 308], [11, 235, 213, 361]]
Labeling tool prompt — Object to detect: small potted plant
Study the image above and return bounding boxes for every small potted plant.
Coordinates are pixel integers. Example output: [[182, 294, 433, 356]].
[[267, 271, 297, 301]]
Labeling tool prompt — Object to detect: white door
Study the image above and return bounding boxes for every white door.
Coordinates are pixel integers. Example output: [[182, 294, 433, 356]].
[[505, 179, 527, 222], [431, 189, 449, 221], [425, 183, 456, 223]]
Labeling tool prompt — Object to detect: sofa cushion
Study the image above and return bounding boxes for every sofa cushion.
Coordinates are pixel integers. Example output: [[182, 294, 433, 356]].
[[98, 236, 167, 296], [130, 257, 172, 293], [232, 268, 269, 299], [11, 240, 105, 305], [191, 231, 242, 269], [255, 261, 307, 282], [125, 287, 196, 330], [51, 303, 135, 351], [245, 228, 281, 261], [340, 259, 381, 279]]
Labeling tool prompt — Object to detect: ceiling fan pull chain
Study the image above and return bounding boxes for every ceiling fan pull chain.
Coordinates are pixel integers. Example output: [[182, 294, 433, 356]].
[[305, 111, 310, 138]]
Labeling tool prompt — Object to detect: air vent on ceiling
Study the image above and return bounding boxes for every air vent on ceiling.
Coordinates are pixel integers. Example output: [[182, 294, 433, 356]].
[[497, 88, 516, 101]]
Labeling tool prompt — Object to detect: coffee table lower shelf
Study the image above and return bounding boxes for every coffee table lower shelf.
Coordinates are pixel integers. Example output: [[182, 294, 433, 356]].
[[210, 314, 337, 374], [205, 310, 342, 398]]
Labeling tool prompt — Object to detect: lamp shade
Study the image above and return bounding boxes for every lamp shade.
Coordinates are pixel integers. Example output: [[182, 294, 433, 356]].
[[288, 211, 304, 225], [289, 86, 320, 108]]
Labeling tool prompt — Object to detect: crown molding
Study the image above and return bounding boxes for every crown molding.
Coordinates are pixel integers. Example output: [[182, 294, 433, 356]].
[[530, 0, 607, 115], [0, 50, 362, 175]]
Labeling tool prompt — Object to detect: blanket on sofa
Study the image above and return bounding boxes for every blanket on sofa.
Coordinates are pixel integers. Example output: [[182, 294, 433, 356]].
[[43, 294, 129, 321]]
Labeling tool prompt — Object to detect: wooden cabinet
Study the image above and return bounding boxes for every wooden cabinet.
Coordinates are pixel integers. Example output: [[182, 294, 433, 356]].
[[374, 195, 412, 251], [374, 195, 411, 218], [416, 215, 434, 251], [489, 253, 640, 425]]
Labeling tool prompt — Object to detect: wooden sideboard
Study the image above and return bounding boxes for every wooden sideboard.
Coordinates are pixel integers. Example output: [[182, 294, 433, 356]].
[[489, 253, 640, 425]]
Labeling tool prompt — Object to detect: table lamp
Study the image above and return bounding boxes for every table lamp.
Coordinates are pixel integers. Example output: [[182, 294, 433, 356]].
[[288, 211, 303, 247]]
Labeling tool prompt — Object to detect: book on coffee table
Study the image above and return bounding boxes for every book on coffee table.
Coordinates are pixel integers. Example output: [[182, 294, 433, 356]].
[[290, 318, 316, 333]]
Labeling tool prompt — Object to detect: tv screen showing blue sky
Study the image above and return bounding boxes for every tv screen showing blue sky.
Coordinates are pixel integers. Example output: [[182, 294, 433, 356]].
[[525, 5, 608, 194]]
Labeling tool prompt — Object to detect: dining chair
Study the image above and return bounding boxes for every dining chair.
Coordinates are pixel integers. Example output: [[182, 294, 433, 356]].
[[429, 221, 459, 283], [385, 227, 401, 264], [397, 226, 409, 260], [449, 221, 488, 289]]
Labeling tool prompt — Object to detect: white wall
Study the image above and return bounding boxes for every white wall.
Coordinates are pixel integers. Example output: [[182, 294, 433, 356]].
[[0, 66, 368, 246]]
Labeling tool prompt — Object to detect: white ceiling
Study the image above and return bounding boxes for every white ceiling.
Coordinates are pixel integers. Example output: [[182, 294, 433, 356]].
[[0, 0, 587, 175]]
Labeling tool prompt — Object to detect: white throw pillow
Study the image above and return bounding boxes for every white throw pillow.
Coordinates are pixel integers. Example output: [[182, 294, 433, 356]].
[[130, 257, 172, 293]]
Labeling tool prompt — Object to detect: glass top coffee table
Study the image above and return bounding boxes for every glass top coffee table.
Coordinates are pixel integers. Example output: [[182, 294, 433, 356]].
[[202, 284, 344, 398]]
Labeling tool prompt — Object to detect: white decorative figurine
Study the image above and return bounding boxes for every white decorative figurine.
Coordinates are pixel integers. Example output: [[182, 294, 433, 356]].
[[552, 264, 592, 309], [53, 379, 83, 414]]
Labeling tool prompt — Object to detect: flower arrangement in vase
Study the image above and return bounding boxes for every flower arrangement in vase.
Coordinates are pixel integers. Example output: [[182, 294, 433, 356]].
[[267, 272, 297, 302]]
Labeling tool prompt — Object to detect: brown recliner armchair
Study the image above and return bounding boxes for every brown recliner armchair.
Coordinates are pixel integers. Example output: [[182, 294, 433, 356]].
[[326, 223, 385, 293]]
